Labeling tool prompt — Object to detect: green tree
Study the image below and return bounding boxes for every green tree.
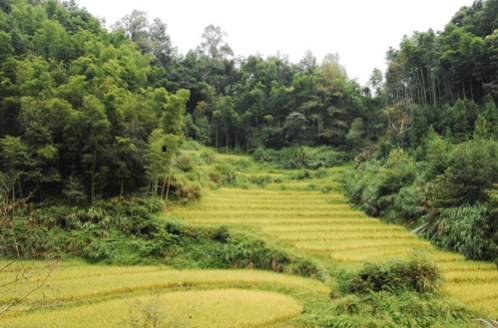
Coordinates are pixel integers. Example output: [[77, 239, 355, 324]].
[[80, 95, 111, 202]]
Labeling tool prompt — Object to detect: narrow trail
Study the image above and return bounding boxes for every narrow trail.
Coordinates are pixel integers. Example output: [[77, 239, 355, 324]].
[[172, 177, 498, 316]]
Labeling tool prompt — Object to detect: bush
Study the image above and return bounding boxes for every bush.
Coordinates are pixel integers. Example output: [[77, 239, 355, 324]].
[[199, 149, 216, 165], [426, 204, 498, 262], [304, 292, 475, 328], [315, 167, 329, 179], [344, 149, 428, 224], [209, 164, 237, 185], [175, 153, 195, 172], [430, 139, 498, 208], [252, 146, 350, 169], [181, 139, 203, 151], [337, 255, 442, 295]]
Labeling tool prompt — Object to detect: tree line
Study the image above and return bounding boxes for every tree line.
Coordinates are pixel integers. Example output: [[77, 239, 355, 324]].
[[348, 0, 498, 264], [4, 0, 498, 205], [0, 0, 380, 201]]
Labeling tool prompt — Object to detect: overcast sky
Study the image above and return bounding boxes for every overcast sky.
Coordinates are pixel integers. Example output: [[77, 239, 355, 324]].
[[74, 0, 476, 87]]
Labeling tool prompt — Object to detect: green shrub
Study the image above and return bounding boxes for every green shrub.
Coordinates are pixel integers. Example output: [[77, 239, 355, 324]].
[[426, 204, 498, 262], [337, 255, 442, 294], [181, 139, 203, 151], [209, 164, 237, 185], [315, 167, 329, 179], [199, 149, 216, 165], [175, 153, 195, 172], [235, 159, 250, 171], [304, 292, 475, 328], [430, 139, 498, 208], [249, 175, 274, 187], [252, 146, 350, 169]]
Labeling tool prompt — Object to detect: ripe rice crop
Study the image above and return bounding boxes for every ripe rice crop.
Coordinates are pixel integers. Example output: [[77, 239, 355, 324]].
[[174, 211, 367, 219], [295, 239, 432, 252], [440, 261, 497, 272], [0, 269, 331, 304], [179, 218, 379, 226], [1, 289, 303, 328], [443, 271, 498, 284], [204, 197, 344, 205], [277, 231, 417, 242], [169, 170, 498, 316], [262, 224, 405, 233], [443, 283, 498, 303], [201, 204, 353, 211], [329, 247, 416, 262], [425, 251, 466, 263], [45, 264, 169, 282], [211, 188, 328, 196]]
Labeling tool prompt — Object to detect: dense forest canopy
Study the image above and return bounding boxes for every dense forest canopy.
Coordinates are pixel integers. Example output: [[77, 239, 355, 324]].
[[2, 0, 498, 206]]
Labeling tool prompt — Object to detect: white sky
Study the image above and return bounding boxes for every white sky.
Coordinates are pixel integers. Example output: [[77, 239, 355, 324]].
[[74, 0, 476, 87]]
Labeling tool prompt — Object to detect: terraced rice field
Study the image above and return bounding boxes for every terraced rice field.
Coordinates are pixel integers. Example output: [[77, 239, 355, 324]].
[[2, 288, 304, 327], [5, 160, 498, 326], [172, 174, 498, 318], [1, 264, 326, 327]]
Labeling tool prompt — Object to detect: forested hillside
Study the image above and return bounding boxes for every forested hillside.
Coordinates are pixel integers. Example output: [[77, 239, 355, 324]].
[[2, 0, 498, 267], [347, 0, 498, 266], [4, 0, 498, 325], [0, 0, 377, 202]]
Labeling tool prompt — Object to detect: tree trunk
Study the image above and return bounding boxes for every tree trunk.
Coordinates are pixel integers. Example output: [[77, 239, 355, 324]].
[[470, 77, 474, 101], [216, 128, 219, 150], [166, 160, 174, 200], [160, 177, 166, 199], [120, 178, 124, 200], [226, 133, 229, 154]]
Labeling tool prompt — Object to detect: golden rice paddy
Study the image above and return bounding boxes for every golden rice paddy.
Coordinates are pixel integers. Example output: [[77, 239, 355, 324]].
[[170, 168, 498, 317], [0, 268, 331, 306], [1, 289, 303, 328], [5, 160, 498, 325]]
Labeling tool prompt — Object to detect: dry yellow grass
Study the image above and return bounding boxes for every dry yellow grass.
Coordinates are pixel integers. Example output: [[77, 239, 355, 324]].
[[2, 289, 303, 328]]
